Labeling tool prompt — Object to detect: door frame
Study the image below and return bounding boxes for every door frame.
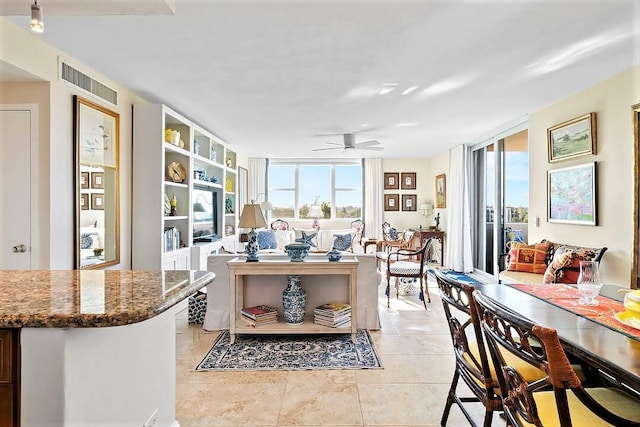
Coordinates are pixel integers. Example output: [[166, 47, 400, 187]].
[[1, 104, 39, 268]]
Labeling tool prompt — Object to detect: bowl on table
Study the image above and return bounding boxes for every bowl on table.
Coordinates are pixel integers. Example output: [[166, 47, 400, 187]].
[[614, 290, 640, 329]]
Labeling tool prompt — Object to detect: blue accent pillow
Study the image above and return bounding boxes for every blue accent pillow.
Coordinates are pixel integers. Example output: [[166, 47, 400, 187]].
[[257, 230, 278, 249], [388, 227, 398, 240], [81, 233, 96, 249], [333, 233, 352, 251]]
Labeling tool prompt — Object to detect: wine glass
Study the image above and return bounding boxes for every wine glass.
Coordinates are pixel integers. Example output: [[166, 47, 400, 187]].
[[577, 260, 602, 306]]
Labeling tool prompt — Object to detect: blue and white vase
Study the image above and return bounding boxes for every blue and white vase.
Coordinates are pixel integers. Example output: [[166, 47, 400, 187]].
[[283, 275, 306, 325]]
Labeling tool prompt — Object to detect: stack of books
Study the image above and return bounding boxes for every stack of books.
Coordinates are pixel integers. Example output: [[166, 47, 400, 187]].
[[313, 303, 351, 328], [240, 305, 278, 327]]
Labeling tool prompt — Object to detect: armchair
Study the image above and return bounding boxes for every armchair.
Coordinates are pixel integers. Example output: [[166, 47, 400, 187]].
[[385, 237, 435, 309]]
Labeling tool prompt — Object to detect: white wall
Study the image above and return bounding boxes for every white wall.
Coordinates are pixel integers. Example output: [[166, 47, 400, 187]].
[[0, 18, 144, 269], [381, 158, 431, 231], [528, 65, 640, 286]]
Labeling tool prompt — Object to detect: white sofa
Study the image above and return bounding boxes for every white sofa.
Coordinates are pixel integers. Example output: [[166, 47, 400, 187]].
[[203, 252, 381, 330], [257, 227, 365, 254]]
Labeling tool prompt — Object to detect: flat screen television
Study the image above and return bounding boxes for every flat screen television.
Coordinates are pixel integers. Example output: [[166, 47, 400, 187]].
[[192, 186, 218, 243]]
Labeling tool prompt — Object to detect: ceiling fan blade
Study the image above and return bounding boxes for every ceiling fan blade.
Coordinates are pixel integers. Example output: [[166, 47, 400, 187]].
[[360, 146, 384, 151], [325, 142, 344, 147], [355, 140, 380, 147], [350, 126, 383, 134], [312, 146, 343, 152]]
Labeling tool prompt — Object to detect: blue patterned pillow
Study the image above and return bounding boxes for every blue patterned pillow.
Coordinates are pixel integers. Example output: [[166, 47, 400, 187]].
[[388, 227, 398, 240], [333, 233, 353, 251], [81, 233, 96, 249], [257, 230, 278, 249]]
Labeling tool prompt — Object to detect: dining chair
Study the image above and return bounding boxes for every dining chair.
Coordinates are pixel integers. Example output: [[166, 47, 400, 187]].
[[434, 269, 545, 427], [385, 237, 434, 309], [473, 290, 640, 427]]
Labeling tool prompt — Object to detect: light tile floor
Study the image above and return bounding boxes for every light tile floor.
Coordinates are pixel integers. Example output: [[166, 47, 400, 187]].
[[175, 274, 504, 426]]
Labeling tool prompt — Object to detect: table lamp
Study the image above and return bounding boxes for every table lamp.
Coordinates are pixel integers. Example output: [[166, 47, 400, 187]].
[[309, 205, 323, 230], [238, 203, 267, 262], [418, 201, 433, 227]]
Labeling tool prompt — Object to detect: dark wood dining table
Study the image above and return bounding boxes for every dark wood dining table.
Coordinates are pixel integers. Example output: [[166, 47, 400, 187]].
[[474, 283, 640, 395]]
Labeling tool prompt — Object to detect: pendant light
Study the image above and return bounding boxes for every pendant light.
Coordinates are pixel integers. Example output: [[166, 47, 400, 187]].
[[31, 1, 44, 33]]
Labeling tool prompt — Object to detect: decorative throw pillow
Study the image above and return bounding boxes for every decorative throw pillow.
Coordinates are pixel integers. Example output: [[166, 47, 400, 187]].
[[388, 227, 399, 240], [555, 249, 597, 284], [294, 229, 318, 249], [506, 241, 551, 274], [542, 251, 574, 283], [332, 233, 353, 251], [81, 232, 97, 249], [256, 230, 278, 250]]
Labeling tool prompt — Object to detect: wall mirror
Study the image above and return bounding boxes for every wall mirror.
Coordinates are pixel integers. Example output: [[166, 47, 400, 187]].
[[74, 96, 120, 269], [633, 103, 639, 289]]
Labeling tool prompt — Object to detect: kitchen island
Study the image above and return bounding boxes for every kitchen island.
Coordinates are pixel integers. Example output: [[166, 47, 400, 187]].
[[0, 269, 215, 427]]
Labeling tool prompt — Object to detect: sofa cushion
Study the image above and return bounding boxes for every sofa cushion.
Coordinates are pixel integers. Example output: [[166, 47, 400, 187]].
[[333, 233, 353, 251], [542, 251, 573, 284], [257, 229, 278, 250], [294, 228, 319, 251], [499, 270, 544, 285], [554, 248, 598, 284], [507, 241, 551, 274], [274, 229, 295, 250]]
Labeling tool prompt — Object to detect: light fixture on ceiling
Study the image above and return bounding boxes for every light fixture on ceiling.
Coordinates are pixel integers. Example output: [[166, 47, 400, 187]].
[[401, 85, 420, 96], [30, 1, 44, 33]]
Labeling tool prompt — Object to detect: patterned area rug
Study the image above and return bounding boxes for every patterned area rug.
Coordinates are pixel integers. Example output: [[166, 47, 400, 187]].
[[427, 268, 484, 285], [195, 330, 382, 371]]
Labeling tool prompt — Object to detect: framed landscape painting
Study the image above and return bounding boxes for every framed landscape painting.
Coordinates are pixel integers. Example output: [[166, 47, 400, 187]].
[[548, 112, 596, 163], [435, 174, 446, 208], [548, 162, 596, 225]]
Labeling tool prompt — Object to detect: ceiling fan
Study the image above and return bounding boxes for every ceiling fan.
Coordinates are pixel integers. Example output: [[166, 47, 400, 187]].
[[312, 133, 384, 152]]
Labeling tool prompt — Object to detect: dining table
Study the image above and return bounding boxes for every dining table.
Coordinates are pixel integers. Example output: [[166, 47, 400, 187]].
[[474, 282, 640, 396]]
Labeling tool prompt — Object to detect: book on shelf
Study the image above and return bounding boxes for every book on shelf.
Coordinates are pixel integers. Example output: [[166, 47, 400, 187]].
[[314, 302, 351, 316], [240, 314, 278, 328], [313, 317, 352, 328], [241, 305, 278, 320]]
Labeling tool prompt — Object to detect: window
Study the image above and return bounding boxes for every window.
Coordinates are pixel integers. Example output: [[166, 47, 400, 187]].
[[268, 160, 362, 220]]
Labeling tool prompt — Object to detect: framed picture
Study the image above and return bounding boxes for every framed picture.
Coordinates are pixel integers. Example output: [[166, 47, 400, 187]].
[[435, 174, 446, 208], [80, 172, 89, 189], [402, 194, 417, 211], [548, 112, 597, 163], [91, 171, 104, 189], [91, 193, 105, 210], [77, 97, 118, 168], [384, 194, 399, 211], [80, 193, 89, 210], [384, 172, 399, 190], [548, 162, 596, 225], [401, 172, 416, 190]]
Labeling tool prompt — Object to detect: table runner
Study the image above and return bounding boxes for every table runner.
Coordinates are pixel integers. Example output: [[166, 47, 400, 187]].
[[506, 283, 640, 341]]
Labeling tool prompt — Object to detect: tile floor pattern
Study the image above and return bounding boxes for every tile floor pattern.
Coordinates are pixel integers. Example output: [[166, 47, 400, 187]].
[[175, 274, 506, 426]]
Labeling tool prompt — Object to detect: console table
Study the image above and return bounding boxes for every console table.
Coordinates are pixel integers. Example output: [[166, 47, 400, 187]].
[[227, 257, 358, 343], [418, 229, 445, 266]]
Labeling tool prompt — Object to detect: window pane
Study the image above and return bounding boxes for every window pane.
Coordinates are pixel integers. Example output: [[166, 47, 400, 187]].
[[335, 190, 361, 218], [335, 165, 362, 188], [268, 165, 295, 188], [298, 165, 330, 218], [270, 190, 295, 218]]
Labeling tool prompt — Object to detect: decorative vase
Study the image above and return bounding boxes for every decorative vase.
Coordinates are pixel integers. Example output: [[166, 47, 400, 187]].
[[327, 248, 342, 262], [245, 229, 259, 262], [285, 243, 310, 262], [283, 275, 306, 325]]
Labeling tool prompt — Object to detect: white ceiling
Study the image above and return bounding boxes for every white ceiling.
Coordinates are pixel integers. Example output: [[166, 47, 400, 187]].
[[4, 0, 640, 158]]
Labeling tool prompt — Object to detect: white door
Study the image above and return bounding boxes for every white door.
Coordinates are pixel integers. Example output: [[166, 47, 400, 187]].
[[0, 108, 33, 269]]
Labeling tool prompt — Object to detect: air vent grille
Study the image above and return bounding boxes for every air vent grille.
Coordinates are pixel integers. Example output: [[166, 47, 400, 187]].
[[60, 62, 118, 105]]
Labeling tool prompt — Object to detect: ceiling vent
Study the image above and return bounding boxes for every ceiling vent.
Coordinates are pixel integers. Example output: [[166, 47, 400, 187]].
[[60, 61, 118, 106]]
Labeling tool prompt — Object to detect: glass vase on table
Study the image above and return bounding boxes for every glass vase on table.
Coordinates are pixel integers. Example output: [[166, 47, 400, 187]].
[[577, 260, 603, 306]]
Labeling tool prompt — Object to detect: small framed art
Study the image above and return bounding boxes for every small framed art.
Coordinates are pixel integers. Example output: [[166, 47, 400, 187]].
[[80, 172, 89, 189], [401, 172, 416, 190], [91, 193, 105, 210], [91, 172, 104, 189], [402, 194, 417, 211], [384, 194, 399, 211], [80, 193, 89, 210], [384, 172, 399, 190]]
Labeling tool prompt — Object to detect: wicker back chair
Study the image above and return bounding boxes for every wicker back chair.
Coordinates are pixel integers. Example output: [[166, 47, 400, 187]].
[[473, 290, 640, 427]]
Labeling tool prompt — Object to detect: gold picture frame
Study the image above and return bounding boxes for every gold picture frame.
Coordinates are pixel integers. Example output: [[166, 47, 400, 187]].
[[436, 174, 446, 208], [548, 112, 597, 163]]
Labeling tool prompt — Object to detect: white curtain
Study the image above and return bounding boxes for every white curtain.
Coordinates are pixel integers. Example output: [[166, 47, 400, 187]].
[[248, 158, 266, 200], [445, 145, 473, 272], [364, 158, 383, 239]]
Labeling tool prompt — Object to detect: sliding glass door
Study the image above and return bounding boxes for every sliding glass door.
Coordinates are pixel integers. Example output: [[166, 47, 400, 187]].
[[470, 124, 528, 277]]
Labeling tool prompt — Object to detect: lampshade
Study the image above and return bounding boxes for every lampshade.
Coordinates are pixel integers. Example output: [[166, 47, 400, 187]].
[[238, 203, 267, 229], [418, 202, 433, 211], [260, 200, 274, 211], [308, 205, 323, 218], [30, 1, 44, 33]]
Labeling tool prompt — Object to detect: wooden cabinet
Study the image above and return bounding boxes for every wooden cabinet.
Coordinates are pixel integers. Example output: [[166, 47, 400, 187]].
[[133, 104, 238, 270], [0, 329, 19, 427]]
